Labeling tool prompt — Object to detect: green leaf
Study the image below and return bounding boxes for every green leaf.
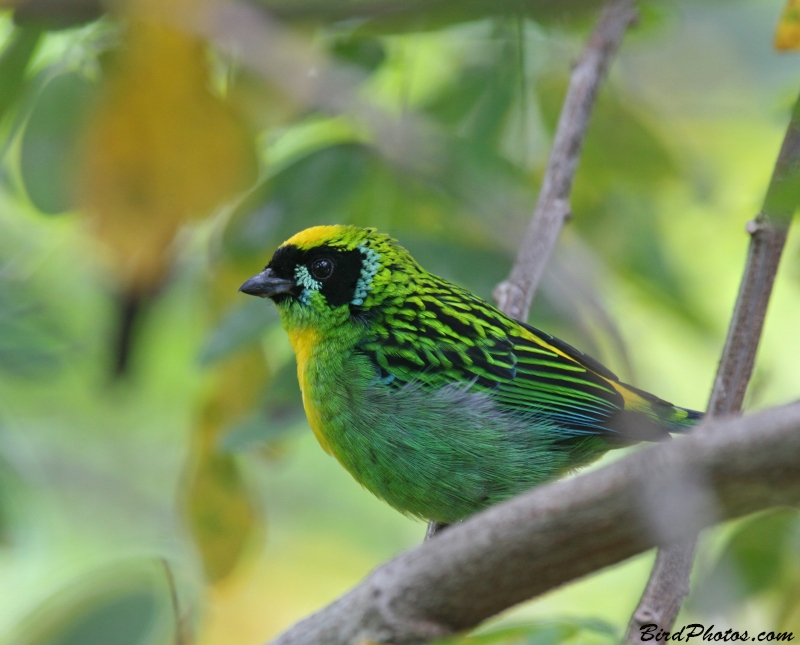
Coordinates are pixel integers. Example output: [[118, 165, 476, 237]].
[[40, 593, 159, 645], [329, 34, 386, 71], [0, 264, 70, 378], [423, 21, 520, 153], [0, 25, 42, 123], [20, 71, 98, 215], [693, 509, 800, 612], [13, 1, 104, 31], [187, 449, 260, 583], [253, 0, 606, 33], [726, 509, 799, 594], [11, 567, 170, 645], [0, 454, 15, 546]]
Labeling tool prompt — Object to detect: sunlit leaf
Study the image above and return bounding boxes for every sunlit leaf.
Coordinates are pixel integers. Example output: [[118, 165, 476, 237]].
[[775, 0, 800, 51], [20, 71, 98, 214]]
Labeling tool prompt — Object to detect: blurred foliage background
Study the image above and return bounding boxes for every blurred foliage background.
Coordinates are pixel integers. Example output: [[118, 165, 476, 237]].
[[0, 0, 800, 644]]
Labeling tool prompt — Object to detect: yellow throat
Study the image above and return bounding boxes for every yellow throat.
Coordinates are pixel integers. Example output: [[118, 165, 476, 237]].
[[286, 326, 332, 454]]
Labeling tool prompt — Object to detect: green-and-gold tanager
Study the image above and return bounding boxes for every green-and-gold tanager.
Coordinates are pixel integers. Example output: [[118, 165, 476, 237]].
[[239, 225, 701, 525]]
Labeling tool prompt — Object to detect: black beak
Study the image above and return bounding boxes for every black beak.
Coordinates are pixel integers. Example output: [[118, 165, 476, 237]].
[[239, 268, 295, 298]]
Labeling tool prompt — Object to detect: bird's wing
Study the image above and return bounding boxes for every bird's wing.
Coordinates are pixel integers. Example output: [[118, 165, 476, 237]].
[[356, 282, 664, 440], [497, 321, 626, 436]]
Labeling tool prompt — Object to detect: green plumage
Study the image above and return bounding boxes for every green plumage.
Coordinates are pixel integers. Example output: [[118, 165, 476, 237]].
[[240, 225, 701, 524]]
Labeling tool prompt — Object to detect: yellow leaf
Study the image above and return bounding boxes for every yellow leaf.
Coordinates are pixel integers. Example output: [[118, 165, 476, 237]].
[[187, 444, 261, 584], [79, 18, 257, 291], [775, 0, 800, 51], [187, 349, 269, 584]]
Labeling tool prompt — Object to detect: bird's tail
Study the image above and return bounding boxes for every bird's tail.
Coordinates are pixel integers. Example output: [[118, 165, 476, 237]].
[[662, 405, 703, 433], [615, 381, 703, 437]]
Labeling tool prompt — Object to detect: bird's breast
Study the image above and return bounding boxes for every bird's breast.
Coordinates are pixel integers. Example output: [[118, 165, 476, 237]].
[[286, 325, 333, 454]]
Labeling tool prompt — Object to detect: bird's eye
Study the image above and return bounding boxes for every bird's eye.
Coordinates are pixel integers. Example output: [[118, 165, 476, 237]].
[[310, 257, 334, 280]]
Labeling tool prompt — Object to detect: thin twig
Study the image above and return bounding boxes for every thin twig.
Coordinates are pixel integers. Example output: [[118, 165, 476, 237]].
[[267, 402, 800, 645], [427, 0, 639, 543], [493, 0, 638, 322], [161, 558, 193, 645], [624, 91, 800, 644]]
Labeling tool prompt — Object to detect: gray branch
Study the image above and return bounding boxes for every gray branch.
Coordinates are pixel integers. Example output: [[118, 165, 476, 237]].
[[624, 91, 800, 643], [269, 403, 800, 645], [493, 0, 638, 322], [709, 92, 800, 418]]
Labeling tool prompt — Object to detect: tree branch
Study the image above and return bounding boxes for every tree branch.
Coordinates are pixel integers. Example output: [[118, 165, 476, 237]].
[[624, 90, 800, 643], [493, 0, 638, 322], [268, 402, 800, 645]]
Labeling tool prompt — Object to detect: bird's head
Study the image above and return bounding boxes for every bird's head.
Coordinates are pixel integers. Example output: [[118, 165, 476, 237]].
[[239, 225, 415, 330]]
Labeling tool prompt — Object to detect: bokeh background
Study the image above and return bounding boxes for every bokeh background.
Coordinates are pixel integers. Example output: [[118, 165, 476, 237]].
[[1, 0, 800, 643]]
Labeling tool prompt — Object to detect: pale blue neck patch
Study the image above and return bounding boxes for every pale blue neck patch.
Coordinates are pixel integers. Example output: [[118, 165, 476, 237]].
[[295, 264, 321, 304], [352, 245, 380, 306]]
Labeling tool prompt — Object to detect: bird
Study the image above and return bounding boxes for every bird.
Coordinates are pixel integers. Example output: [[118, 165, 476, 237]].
[[239, 225, 701, 525]]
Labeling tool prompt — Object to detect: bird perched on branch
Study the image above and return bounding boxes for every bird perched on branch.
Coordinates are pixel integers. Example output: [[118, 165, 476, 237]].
[[240, 225, 701, 525]]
